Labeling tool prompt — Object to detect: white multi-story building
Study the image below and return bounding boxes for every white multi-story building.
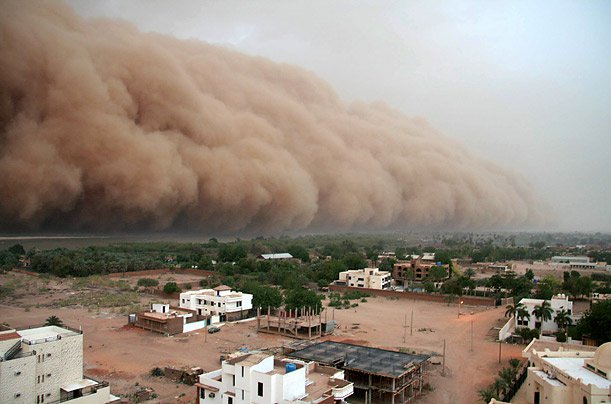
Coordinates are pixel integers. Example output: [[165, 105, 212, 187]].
[[180, 285, 253, 323], [0, 325, 117, 404], [196, 351, 353, 404], [337, 268, 391, 290], [523, 341, 611, 404], [516, 294, 574, 333]]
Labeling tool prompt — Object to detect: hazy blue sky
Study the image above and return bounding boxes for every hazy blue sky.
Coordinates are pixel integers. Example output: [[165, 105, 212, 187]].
[[67, 0, 611, 232]]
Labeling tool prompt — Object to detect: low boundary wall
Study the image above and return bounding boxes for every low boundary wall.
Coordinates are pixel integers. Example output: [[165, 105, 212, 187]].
[[328, 285, 498, 306]]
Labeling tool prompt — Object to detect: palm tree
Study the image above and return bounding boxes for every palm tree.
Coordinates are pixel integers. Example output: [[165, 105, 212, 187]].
[[505, 301, 525, 318], [44, 315, 64, 327], [532, 300, 553, 330], [478, 386, 496, 403], [509, 358, 521, 369], [493, 378, 507, 397], [499, 367, 517, 387], [517, 307, 531, 328], [554, 308, 573, 330]]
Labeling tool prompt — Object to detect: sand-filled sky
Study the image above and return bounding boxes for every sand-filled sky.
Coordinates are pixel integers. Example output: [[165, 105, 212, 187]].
[[2, 1, 609, 234]]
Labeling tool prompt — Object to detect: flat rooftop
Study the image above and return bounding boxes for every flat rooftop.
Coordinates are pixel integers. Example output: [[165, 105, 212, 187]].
[[289, 341, 429, 378], [543, 357, 611, 389], [18, 326, 80, 343]]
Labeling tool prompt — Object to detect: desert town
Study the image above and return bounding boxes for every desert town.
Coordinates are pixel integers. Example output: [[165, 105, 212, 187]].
[[1, 237, 610, 404]]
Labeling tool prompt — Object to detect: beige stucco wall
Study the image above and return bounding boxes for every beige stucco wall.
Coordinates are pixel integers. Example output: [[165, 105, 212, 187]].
[[0, 354, 37, 403], [20, 333, 84, 403]]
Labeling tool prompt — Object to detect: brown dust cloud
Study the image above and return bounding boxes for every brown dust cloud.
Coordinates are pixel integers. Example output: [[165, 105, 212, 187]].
[[0, 1, 549, 235]]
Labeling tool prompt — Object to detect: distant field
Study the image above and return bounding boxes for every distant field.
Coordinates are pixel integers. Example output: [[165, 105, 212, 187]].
[[0, 234, 235, 249]]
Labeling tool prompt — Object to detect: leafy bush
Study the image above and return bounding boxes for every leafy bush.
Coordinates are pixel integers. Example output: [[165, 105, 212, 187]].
[[137, 278, 159, 287], [342, 290, 370, 300], [163, 282, 181, 294], [151, 367, 165, 377]]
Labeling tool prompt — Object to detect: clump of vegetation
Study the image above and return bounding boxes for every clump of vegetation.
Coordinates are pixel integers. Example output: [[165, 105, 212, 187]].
[[150, 367, 165, 377], [137, 278, 159, 287], [342, 290, 370, 300], [44, 315, 64, 327], [56, 291, 139, 308], [163, 282, 181, 294], [478, 358, 522, 402]]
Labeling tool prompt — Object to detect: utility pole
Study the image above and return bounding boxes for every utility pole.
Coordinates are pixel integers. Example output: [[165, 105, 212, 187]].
[[442, 339, 446, 376], [403, 313, 407, 343], [498, 340, 502, 363], [470, 319, 474, 352], [410, 309, 414, 336]]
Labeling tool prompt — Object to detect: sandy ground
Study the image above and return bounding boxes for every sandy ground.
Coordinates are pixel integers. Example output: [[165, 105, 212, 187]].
[[1, 271, 525, 403]]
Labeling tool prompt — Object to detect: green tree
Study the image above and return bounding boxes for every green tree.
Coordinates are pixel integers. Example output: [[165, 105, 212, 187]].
[[478, 386, 496, 403], [242, 282, 283, 310], [554, 308, 573, 330], [517, 306, 531, 327], [428, 266, 447, 281], [8, 244, 26, 255], [532, 300, 553, 329], [492, 378, 507, 397], [287, 245, 310, 262], [284, 288, 323, 313], [505, 301, 525, 318], [163, 282, 181, 294], [498, 367, 517, 388], [44, 315, 64, 327], [575, 300, 611, 343], [342, 253, 367, 270]]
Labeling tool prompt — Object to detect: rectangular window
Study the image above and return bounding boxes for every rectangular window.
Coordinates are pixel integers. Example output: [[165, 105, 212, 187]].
[[227, 397, 233, 404], [237, 301, 242, 307], [232, 375, 235, 386], [242, 390, 244, 400], [200, 388, 205, 399], [258, 382, 263, 397], [241, 366, 244, 377]]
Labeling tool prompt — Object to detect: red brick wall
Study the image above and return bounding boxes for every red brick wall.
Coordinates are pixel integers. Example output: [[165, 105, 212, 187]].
[[328, 285, 496, 306]]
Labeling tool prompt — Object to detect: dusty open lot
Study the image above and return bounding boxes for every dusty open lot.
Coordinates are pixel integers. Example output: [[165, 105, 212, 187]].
[[1, 270, 524, 403]]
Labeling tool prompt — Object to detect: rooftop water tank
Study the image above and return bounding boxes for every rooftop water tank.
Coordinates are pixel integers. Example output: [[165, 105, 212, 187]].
[[285, 363, 297, 373]]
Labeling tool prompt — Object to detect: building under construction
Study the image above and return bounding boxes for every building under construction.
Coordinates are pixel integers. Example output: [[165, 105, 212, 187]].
[[287, 341, 430, 403], [256, 307, 335, 340]]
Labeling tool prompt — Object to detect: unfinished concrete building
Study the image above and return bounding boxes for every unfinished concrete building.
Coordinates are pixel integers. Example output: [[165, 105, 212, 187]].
[[256, 307, 335, 340], [132, 304, 208, 336], [288, 341, 430, 403]]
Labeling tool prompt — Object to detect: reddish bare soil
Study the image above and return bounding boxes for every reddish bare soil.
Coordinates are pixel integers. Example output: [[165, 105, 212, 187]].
[[1, 271, 524, 403]]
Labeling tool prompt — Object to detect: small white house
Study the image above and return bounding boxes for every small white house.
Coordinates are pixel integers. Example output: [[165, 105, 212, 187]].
[[516, 294, 574, 333], [196, 351, 353, 404], [180, 286, 253, 323]]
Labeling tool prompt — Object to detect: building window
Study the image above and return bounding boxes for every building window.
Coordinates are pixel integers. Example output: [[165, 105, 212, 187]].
[[228, 397, 233, 404], [241, 366, 244, 377], [236, 301, 242, 307], [258, 382, 263, 397], [200, 388, 205, 399], [232, 375, 235, 386]]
